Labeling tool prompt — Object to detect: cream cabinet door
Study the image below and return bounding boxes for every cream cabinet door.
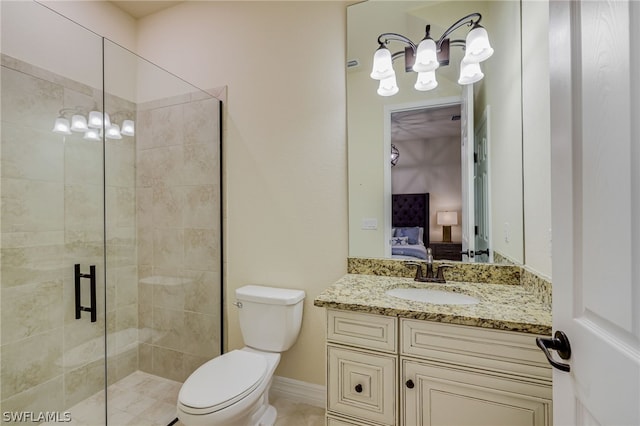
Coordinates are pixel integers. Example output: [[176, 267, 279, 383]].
[[328, 345, 397, 425], [402, 359, 551, 426]]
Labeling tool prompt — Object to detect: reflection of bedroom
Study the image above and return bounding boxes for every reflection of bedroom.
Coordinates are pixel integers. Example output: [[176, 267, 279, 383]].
[[391, 104, 462, 252]]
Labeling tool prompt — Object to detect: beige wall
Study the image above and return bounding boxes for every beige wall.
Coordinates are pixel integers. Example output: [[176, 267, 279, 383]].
[[522, 0, 552, 278], [135, 2, 349, 386]]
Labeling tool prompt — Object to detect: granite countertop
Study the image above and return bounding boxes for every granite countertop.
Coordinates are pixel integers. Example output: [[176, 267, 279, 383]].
[[314, 274, 552, 335]]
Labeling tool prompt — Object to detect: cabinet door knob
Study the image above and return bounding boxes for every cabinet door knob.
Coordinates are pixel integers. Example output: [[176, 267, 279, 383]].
[[354, 384, 363, 393], [406, 379, 415, 389]]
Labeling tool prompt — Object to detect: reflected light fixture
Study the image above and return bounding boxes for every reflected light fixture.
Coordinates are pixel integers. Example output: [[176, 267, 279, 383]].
[[391, 144, 400, 167], [371, 13, 494, 96], [52, 107, 134, 140]]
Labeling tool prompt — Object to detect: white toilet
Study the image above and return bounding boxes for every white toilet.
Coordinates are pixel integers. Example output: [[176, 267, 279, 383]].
[[177, 285, 306, 426]]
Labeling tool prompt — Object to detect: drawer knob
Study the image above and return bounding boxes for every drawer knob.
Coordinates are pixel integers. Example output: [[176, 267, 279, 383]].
[[354, 384, 363, 393], [406, 379, 415, 389]]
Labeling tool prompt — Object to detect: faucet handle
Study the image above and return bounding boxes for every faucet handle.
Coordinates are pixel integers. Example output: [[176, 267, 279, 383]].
[[435, 264, 452, 282], [405, 262, 424, 280]]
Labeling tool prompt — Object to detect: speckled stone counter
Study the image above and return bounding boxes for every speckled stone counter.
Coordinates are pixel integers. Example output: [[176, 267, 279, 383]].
[[314, 274, 552, 335]]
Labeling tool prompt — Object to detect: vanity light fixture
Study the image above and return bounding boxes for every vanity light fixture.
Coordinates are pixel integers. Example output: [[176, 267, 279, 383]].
[[371, 13, 494, 96], [52, 107, 134, 140]]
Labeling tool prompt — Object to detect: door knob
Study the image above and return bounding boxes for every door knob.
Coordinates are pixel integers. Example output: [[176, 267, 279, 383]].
[[354, 384, 363, 393], [405, 379, 415, 389], [536, 330, 571, 372]]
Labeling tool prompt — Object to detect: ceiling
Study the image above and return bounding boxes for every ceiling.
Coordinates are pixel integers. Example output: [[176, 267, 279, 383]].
[[110, 1, 184, 19], [391, 104, 461, 143]]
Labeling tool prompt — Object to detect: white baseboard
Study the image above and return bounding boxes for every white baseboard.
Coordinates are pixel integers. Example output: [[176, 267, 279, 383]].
[[269, 376, 326, 408]]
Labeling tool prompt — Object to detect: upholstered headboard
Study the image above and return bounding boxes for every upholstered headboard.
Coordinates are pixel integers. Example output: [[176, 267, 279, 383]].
[[392, 193, 430, 248]]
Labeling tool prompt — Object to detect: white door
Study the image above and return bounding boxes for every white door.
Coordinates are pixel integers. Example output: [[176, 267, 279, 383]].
[[549, 1, 640, 425], [461, 85, 475, 262], [474, 107, 491, 263]]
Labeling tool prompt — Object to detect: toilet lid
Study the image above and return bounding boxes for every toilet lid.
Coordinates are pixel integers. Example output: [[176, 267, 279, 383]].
[[178, 350, 268, 413]]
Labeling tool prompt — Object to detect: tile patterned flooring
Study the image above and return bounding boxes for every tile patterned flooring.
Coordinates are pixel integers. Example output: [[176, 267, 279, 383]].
[[52, 371, 325, 426]]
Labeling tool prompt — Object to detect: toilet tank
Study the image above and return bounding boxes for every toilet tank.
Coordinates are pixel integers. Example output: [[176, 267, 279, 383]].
[[235, 285, 305, 352]]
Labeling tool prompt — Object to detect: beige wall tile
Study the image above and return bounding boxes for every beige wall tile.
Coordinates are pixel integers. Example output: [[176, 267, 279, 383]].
[[115, 265, 138, 308], [1, 178, 64, 234], [182, 312, 218, 358], [1, 329, 64, 398], [64, 358, 106, 407], [183, 229, 216, 271], [183, 185, 218, 229], [183, 143, 217, 186], [1, 279, 64, 344], [151, 185, 184, 229], [0, 67, 63, 131], [151, 346, 184, 382], [1, 125, 64, 181], [0, 244, 65, 288], [183, 270, 220, 315], [151, 307, 184, 351], [183, 98, 219, 146], [150, 104, 183, 148], [153, 229, 184, 270], [0, 377, 65, 421]]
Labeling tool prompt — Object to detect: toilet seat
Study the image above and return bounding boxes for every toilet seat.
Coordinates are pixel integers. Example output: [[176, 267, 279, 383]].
[[178, 350, 268, 415]]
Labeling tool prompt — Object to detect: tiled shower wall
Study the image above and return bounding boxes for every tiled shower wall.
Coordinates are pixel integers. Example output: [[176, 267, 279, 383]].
[[0, 53, 222, 418], [0, 55, 137, 414], [136, 93, 221, 383]]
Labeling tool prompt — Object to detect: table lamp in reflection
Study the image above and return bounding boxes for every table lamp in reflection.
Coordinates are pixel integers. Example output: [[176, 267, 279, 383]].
[[437, 211, 458, 242]]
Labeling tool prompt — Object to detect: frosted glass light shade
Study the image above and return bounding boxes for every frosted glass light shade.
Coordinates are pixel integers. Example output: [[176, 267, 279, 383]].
[[88, 111, 111, 128], [414, 71, 438, 91], [105, 124, 122, 140], [413, 38, 439, 72], [83, 129, 101, 141], [121, 120, 135, 136], [464, 26, 494, 63], [458, 59, 484, 85], [370, 46, 394, 80], [88, 111, 103, 128], [70, 115, 88, 132], [377, 74, 399, 96], [52, 117, 71, 135]]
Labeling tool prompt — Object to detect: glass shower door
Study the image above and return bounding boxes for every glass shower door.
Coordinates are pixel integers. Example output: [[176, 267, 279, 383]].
[[2, 3, 222, 424], [1, 1, 108, 424]]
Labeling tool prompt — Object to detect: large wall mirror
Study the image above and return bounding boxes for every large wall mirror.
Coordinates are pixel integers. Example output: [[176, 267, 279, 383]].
[[347, 0, 525, 265]]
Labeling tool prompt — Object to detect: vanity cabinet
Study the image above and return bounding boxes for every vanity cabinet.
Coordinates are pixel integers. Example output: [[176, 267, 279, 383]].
[[326, 309, 398, 425], [325, 309, 552, 426], [401, 319, 552, 426]]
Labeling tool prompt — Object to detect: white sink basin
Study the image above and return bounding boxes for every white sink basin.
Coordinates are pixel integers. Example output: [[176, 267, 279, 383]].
[[386, 288, 480, 305]]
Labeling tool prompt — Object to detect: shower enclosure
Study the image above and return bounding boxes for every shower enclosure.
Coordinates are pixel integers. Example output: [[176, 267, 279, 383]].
[[1, 2, 223, 424]]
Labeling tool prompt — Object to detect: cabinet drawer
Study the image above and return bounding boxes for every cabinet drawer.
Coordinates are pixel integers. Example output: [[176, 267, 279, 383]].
[[328, 309, 397, 353], [402, 359, 551, 426], [401, 319, 552, 381], [327, 415, 380, 426], [327, 345, 397, 425]]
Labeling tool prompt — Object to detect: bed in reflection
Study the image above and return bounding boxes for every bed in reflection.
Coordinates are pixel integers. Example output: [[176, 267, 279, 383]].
[[391, 193, 430, 260]]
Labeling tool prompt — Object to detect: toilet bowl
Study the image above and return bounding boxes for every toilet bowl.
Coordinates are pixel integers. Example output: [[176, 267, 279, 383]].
[[177, 285, 305, 426], [177, 348, 280, 426]]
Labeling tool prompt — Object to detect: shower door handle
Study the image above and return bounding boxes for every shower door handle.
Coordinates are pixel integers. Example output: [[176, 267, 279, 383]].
[[75, 264, 97, 322]]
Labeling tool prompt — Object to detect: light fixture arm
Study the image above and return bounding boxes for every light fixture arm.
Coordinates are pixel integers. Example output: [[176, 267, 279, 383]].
[[377, 32, 417, 53], [436, 12, 482, 48]]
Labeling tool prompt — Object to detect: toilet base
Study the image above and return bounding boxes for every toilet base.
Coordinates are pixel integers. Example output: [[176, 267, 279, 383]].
[[256, 405, 276, 426]]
